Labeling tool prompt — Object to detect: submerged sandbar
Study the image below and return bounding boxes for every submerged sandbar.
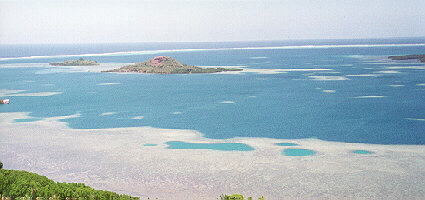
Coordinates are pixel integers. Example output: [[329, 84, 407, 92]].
[[1, 112, 425, 199]]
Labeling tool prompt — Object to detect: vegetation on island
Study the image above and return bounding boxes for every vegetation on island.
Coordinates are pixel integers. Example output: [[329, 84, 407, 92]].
[[50, 58, 99, 66], [103, 56, 242, 74], [388, 54, 425, 63]]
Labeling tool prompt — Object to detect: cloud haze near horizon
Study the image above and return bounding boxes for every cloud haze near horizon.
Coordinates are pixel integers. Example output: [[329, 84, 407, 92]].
[[0, 0, 424, 44]]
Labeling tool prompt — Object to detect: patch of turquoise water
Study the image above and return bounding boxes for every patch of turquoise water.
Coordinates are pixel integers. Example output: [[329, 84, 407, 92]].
[[14, 118, 42, 123], [276, 143, 299, 146], [1, 42, 425, 145], [352, 150, 374, 154], [143, 144, 157, 146], [166, 141, 254, 151], [283, 148, 316, 156]]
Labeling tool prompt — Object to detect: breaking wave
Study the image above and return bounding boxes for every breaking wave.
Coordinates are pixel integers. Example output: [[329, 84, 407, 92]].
[[1, 43, 425, 61]]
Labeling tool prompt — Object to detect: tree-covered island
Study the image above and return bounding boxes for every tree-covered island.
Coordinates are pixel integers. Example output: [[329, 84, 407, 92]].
[[50, 58, 99, 66], [388, 54, 425, 63], [103, 56, 243, 74]]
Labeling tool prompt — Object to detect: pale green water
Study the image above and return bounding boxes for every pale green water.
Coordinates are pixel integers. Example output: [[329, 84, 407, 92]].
[[166, 141, 254, 151], [143, 144, 158, 146], [1, 39, 425, 147], [353, 150, 374, 154], [276, 143, 299, 146], [283, 148, 316, 156], [14, 118, 42, 123]]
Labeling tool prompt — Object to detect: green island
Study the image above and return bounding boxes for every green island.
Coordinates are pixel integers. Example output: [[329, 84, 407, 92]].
[[0, 161, 264, 200], [50, 58, 99, 66], [103, 56, 242, 74], [388, 54, 425, 63]]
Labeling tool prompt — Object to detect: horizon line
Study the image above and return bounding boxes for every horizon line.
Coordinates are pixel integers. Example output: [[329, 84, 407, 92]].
[[2, 36, 425, 45]]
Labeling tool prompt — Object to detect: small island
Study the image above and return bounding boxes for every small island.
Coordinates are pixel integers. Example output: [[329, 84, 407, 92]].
[[50, 57, 99, 66], [103, 56, 243, 74], [388, 54, 425, 63]]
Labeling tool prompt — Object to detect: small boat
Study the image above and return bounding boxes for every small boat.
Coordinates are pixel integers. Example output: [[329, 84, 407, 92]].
[[1, 99, 10, 104]]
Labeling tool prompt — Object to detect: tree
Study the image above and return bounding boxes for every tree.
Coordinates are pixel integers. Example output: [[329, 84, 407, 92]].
[[220, 194, 244, 200], [0, 161, 3, 169]]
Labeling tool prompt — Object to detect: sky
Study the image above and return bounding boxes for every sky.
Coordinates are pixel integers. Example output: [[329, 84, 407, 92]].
[[0, 0, 424, 44]]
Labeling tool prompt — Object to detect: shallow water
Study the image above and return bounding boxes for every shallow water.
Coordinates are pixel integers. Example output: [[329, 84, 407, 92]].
[[166, 141, 254, 151], [283, 148, 316, 156], [353, 150, 374, 154], [14, 118, 42, 123], [276, 143, 299, 146], [143, 144, 158, 147], [1, 39, 425, 145]]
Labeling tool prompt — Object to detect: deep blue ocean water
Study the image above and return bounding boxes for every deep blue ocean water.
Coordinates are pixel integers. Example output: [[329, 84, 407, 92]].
[[1, 38, 425, 145]]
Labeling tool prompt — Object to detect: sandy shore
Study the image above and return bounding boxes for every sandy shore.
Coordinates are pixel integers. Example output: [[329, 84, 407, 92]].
[[1, 112, 425, 199]]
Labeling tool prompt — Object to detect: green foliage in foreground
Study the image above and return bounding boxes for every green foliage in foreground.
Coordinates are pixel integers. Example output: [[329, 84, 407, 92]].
[[50, 58, 99, 66], [0, 162, 264, 200], [0, 169, 139, 200], [220, 194, 265, 200], [388, 54, 425, 63]]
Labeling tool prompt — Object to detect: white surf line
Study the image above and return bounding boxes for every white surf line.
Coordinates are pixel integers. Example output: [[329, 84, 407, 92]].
[[346, 74, 380, 77], [352, 96, 387, 99], [96, 83, 121, 85], [131, 116, 144, 120], [215, 68, 334, 75], [2, 43, 425, 61], [386, 66, 425, 70], [280, 69, 332, 71], [199, 65, 247, 69], [220, 101, 235, 104], [100, 112, 117, 116], [42, 84, 55, 86], [308, 76, 349, 81], [405, 118, 425, 122], [374, 70, 400, 74], [0, 89, 26, 96], [5, 92, 63, 97]]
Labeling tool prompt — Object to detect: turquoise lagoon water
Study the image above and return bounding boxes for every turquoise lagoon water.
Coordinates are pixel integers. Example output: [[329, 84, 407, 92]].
[[166, 141, 254, 151], [276, 143, 299, 146], [143, 144, 158, 147], [283, 148, 316, 156], [14, 118, 42, 123], [352, 150, 374, 154], [1, 39, 425, 145]]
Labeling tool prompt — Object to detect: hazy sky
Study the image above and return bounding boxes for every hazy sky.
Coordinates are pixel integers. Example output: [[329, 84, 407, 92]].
[[1, 0, 424, 44]]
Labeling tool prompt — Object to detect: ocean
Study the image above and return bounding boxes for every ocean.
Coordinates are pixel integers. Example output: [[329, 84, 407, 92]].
[[1, 38, 425, 145]]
